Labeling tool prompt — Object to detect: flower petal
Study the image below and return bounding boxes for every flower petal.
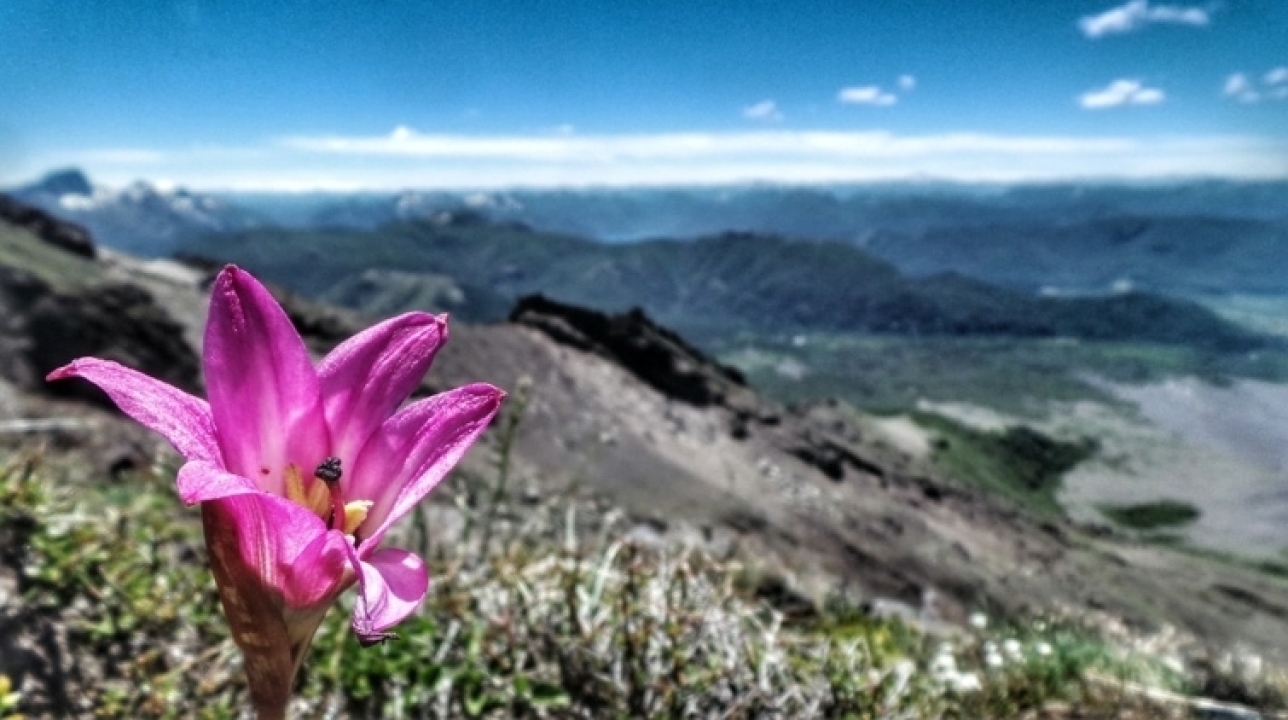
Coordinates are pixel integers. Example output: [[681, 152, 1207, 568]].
[[201, 492, 352, 610], [176, 460, 260, 505], [281, 527, 356, 609], [316, 312, 447, 466], [204, 266, 330, 495], [46, 358, 221, 464], [344, 546, 429, 643], [350, 383, 505, 549]]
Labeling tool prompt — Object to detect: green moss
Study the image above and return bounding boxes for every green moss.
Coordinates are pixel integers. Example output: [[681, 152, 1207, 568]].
[[1098, 500, 1201, 530], [912, 413, 1096, 517]]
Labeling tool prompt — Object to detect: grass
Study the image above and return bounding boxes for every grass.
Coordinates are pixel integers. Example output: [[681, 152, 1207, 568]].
[[714, 332, 1288, 417], [1097, 501, 1202, 531], [910, 412, 1097, 518], [0, 224, 101, 293], [2, 450, 1285, 718]]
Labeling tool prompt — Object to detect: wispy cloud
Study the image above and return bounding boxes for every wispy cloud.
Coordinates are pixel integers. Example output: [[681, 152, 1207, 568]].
[[898, 75, 917, 92], [1079, 79, 1165, 109], [1224, 73, 1260, 103], [258, 127, 1288, 188], [282, 127, 1143, 161], [742, 99, 784, 122], [837, 86, 897, 106], [1078, 0, 1210, 38], [1223, 68, 1288, 104], [74, 148, 168, 165], [33, 130, 1288, 191]]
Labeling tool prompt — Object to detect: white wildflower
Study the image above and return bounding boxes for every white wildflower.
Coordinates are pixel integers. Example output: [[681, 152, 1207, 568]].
[[1002, 638, 1023, 661], [950, 671, 982, 692]]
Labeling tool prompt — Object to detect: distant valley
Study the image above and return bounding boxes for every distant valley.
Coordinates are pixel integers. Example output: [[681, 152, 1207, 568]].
[[11, 168, 1288, 417], [10, 169, 1288, 301], [863, 214, 1288, 297], [179, 218, 1268, 354]]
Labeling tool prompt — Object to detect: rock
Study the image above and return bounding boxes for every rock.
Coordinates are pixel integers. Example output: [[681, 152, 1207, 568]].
[[512, 293, 895, 485], [510, 294, 747, 407], [0, 263, 200, 405], [29, 282, 201, 402], [0, 194, 96, 259]]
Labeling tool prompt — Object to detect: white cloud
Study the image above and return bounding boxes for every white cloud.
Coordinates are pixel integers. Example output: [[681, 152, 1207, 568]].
[[1223, 68, 1288, 103], [35, 131, 1288, 191], [1078, 0, 1210, 38], [1223, 73, 1260, 103], [75, 148, 168, 165], [742, 99, 784, 122], [837, 86, 897, 106], [261, 128, 1288, 187], [898, 75, 917, 91], [283, 127, 1145, 161], [1079, 79, 1166, 109]]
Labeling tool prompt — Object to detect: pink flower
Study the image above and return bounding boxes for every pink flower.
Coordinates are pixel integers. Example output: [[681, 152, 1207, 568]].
[[48, 266, 503, 717]]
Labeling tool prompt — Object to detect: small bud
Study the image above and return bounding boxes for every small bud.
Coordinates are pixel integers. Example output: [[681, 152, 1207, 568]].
[[315, 457, 342, 484]]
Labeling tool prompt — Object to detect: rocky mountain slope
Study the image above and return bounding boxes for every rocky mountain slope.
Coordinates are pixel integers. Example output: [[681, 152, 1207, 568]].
[[3, 193, 1288, 661]]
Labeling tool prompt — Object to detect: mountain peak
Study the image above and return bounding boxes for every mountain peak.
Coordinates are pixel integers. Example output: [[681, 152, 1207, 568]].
[[27, 168, 94, 197]]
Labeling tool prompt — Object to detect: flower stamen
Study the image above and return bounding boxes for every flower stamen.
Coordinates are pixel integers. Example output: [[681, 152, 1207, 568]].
[[315, 456, 346, 530], [284, 464, 331, 519], [342, 500, 373, 535]]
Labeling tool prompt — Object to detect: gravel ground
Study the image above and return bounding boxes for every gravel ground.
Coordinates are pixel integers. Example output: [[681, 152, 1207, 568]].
[[1060, 379, 1288, 558]]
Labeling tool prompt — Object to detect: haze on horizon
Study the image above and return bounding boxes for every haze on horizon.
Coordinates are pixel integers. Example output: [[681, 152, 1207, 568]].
[[2, 0, 1287, 191]]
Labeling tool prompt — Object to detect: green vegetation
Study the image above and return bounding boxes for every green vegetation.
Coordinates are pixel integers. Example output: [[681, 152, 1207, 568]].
[[0, 222, 101, 292], [865, 214, 1288, 299], [7, 448, 1279, 717], [0, 674, 20, 720], [911, 413, 1097, 517], [1098, 501, 1201, 531], [180, 220, 1270, 351], [1203, 293, 1288, 339], [717, 332, 1288, 416]]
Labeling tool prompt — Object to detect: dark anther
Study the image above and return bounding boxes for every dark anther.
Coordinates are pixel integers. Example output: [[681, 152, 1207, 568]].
[[359, 631, 399, 647], [315, 456, 343, 484]]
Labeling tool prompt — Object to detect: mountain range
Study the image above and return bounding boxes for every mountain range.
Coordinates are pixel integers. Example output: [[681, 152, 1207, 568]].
[[9, 169, 263, 255], [180, 215, 1269, 352], [864, 214, 1288, 297], [4, 193, 1288, 659], [10, 169, 1288, 300]]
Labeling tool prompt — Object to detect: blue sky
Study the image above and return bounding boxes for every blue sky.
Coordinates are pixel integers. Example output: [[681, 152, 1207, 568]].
[[2, 0, 1286, 189]]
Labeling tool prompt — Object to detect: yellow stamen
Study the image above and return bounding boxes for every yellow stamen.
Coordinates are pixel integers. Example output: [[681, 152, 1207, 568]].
[[284, 464, 306, 505], [283, 464, 332, 520], [341, 500, 373, 535]]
